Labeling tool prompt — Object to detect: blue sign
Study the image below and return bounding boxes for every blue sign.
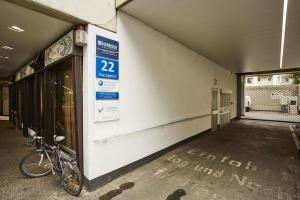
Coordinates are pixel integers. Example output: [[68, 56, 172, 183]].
[[96, 57, 119, 80], [96, 92, 119, 100], [96, 35, 119, 60], [95, 35, 120, 122]]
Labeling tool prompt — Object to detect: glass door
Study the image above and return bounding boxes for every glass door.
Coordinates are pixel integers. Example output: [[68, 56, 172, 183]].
[[17, 83, 23, 128], [26, 77, 35, 129], [211, 88, 218, 131], [52, 59, 76, 152], [37, 72, 44, 137], [220, 90, 232, 127]]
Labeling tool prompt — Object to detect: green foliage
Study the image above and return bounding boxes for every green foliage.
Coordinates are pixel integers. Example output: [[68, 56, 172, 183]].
[[289, 73, 300, 85]]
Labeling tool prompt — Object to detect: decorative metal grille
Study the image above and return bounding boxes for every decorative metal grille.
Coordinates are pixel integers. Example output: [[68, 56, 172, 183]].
[[242, 72, 300, 122]]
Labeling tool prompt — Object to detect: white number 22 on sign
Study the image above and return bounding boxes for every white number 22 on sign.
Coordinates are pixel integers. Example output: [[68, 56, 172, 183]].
[[101, 60, 114, 73]]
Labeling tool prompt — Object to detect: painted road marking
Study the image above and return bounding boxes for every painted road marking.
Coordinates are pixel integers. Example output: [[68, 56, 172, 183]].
[[186, 148, 258, 171], [289, 125, 300, 150], [157, 151, 299, 200]]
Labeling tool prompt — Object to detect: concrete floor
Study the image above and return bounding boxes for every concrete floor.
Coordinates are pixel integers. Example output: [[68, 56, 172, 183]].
[[244, 110, 300, 122], [0, 120, 300, 200]]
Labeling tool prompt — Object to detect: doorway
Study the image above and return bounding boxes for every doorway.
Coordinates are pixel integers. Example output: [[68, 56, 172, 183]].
[[0, 86, 9, 116], [211, 88, 218, 131], [220, 90, 232, 127], [47, 58, 76, 153]]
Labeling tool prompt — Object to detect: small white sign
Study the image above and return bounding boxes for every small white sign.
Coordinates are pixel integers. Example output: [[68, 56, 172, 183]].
[[95, 79, 119, 92], [95, 100, 120, 121]]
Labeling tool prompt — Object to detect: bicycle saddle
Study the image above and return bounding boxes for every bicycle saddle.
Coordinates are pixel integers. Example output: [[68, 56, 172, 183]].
[[28, 128, 37, 137], [54, 136, 65, 142]]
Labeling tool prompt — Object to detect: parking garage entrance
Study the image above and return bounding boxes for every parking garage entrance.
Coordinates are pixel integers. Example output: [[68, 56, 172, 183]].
[[241, 71, 300, 122]]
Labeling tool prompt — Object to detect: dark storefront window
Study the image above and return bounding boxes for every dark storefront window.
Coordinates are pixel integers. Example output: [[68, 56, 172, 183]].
[[54, 64, 76, 151], [37, 73, 44, 136], [10, 53, 82, 171], [27, 77, 35, 129], [17, 83, 22, 127]]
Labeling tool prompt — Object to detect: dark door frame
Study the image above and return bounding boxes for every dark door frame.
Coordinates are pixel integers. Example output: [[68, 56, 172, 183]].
[[72, 56, 83, 173]]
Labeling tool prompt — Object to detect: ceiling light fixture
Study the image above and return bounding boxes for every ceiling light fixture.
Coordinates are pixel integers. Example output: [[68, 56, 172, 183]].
[[280, 0, 288, 69], [8, 25, 24, 32], [1, 46, 14, 50], [0, 56, 9, 59]]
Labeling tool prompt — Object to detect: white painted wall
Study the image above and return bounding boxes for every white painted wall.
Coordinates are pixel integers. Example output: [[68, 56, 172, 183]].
[[29, 0, 116, 31], [83, 12, 237, 180]]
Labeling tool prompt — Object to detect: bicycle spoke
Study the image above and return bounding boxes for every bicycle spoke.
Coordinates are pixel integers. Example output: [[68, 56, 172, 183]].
[[20, 151, 53, 178], [61, 160, 83, 196]]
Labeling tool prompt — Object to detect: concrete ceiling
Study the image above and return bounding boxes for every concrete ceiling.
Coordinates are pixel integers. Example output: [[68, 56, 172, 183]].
[[121, 0, 300, 73], [0, 0, 73, 79]]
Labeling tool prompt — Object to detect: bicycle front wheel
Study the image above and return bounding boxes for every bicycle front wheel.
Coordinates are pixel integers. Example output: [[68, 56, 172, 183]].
[[19, 151, 52, 178]]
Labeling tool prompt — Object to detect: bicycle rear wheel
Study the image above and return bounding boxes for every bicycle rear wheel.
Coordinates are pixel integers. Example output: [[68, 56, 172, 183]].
[[19, 151, 52, 178], [61, 160, 83, 196]]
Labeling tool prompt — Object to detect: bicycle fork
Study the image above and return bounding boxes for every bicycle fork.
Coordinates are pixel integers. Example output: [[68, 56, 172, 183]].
[[38, 154, 44, 166], [37, 152, 54, 175], [41, 148, 55, 175]]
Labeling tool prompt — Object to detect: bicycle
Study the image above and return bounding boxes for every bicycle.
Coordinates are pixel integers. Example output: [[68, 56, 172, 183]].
[[19, 128, 83, 196]]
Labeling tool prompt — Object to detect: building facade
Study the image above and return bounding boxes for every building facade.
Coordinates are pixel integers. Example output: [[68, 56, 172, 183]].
[[7, 0, 237, 190]]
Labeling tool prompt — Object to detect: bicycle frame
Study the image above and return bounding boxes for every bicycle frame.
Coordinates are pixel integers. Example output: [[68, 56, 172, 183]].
[[36, 140, 66, 177]]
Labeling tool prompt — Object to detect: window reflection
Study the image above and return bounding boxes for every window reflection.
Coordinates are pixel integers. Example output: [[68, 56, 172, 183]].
[[18, 84, 22, 127], [38, 73, 44, 136], [55, 67, 76, 151]]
